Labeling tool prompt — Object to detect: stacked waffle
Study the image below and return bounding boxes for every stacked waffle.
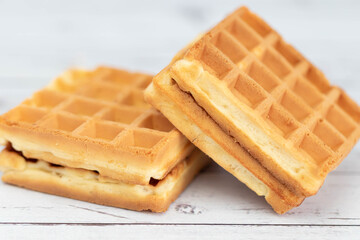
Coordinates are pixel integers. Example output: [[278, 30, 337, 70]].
[[145, 6, 360, 213], [0, 67, 209, 212], [1, 6, 359, 214]]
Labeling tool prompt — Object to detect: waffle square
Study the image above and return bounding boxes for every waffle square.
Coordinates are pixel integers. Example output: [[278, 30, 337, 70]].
[[146, 6, 360, 213], [0, 67, 210, 212], [0, 67, 195, 185]]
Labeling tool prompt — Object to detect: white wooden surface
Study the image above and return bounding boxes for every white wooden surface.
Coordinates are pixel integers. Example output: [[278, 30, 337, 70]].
[[1, 0, 360, 239]]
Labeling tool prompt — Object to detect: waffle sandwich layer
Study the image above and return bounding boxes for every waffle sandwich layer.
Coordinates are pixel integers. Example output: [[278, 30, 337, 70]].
[[0, 145, 209, 212], [0, 67, 195, 185], [145, 7, 360, 213], [0, 67, 210, 211]]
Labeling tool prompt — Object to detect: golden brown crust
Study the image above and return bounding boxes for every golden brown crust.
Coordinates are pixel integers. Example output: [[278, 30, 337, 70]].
[[0, 148, 210, 212], [145, 78, 304, 214], [0, 67, 194, 185], [145, 6, 360, 213]]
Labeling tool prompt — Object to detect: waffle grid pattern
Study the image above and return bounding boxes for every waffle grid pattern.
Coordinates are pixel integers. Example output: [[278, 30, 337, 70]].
[[189, 8, 360, 170], [3, 68, 175, 151]]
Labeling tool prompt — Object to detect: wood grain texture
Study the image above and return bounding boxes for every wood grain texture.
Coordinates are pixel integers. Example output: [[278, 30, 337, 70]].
[[0, 0, 359, 239], [1, 225, 360, 240]]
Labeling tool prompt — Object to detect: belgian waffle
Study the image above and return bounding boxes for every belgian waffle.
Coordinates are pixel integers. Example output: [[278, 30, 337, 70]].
[[145, 6, 360, 213], [0, 67, 195, 185], [0, 67, 210, 212]]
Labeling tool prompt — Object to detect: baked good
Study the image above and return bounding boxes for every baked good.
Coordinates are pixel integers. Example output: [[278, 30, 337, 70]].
[[145, 6, 360, 213], [0, 67, 209, 212], [0, 145, 208, 212], [0, 67, 195, 185]]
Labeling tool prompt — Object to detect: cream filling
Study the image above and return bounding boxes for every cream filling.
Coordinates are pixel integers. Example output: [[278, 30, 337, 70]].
[[0, 133, 184, 184], [146, 82, 268, 197], [0, 149, 191, 196]]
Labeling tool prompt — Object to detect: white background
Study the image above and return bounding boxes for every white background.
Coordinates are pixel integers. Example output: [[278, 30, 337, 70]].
[[0, 0, 360, 239]]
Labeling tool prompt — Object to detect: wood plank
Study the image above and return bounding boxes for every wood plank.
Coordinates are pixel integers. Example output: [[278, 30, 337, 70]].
[[0, 224, 359, 240]]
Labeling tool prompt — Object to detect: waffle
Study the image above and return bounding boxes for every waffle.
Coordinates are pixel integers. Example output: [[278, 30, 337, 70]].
[[0, 67, 195, 185], [145, 6, 360, 213], [0, 145, 209, 212], [0, 67, 210, 211]]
